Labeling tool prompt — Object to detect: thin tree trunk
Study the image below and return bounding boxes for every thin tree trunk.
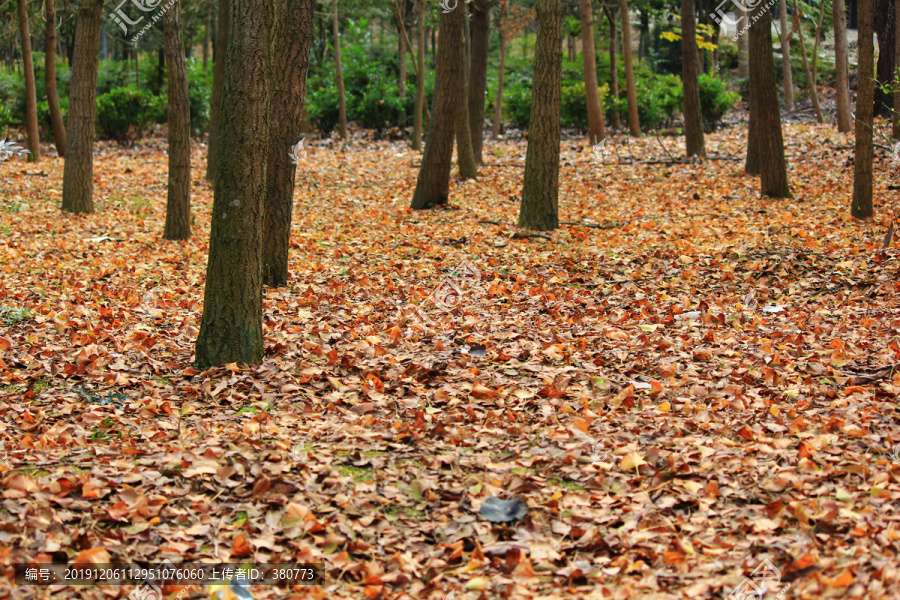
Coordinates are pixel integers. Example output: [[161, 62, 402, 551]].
[[518, 0, 565, 231], [17, 0, 40, 162], [681, 0, 704, 156], [195, 0, 274, 368], [778, 0, 794, 110], [61, 0, 103, 214], [203, 4, 210, 70], [833, 0, 852, 132], [469, 0, 490, 163], [262, 0, 314, 287], [45, 0, 66, 157], [411, 6, 464, 209], [491, 0, 508, 140], [852, 0, 874, 219], [412, 0, 426, 150], [580, 0, 606, 144], [456, 10, 478, 179], [794, 0, 823, 123], [333, 0, 348, 139], [206, 0, 230, 182], [896, 0, 900, 138], [398, 3, 406, 104], [163, 0, 191, 241], [737, 7, 749, 78], [604, 5, 621, 130], [619, 0, 640, 136], [749, 3, 791, 198]]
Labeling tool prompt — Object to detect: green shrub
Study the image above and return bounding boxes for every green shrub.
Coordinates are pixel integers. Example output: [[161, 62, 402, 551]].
[[36, 97, 68, 135], [96, 87, 161, 142], [186, 58, 211, 134], [698, 73, 739, 130], [0, 103, 11, 138]]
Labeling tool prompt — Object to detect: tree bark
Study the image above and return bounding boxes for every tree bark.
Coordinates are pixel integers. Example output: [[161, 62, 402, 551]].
[[412, 0, 426, 150], [748, 3, 791, 198], [681, 0, 704, 157], [852, 0, 874, 219], [518, 0, 565, 231], [333, 0, 348, 139], [162, 0, 192, 241], [794, 0, 824, 123], [456, 11, 478, 179], [262, 0, 314, 287], [604, 5, 621, 130], [895, 0, 900, 138], [580, 0, 606, 144], [61, 0, 103, 214], [206, 0, 230, 182], [398, 3, 407, 105], [491, 0, 508, 140], [619, 0, 640, 136], [195, 0, 274, 368], [469, 0, 490, 163], [17, 0, 40, 162], [737, 7, 749, 78], [778, 0, 794, 110], [410, 6, 464, 209], [833, 0, 852, 132], [44, 0, 66, 157], [873, 0, 895, 118]]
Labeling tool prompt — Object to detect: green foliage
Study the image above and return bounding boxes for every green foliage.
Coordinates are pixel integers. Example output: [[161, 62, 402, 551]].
[[185, 58, 211, 134], [96, 87, 165, 142], [0, 103, 11, 138], [36, 97, 68, 136], [698, 74, 739, 130]]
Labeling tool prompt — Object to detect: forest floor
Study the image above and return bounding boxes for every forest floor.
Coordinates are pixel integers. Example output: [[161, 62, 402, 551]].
[[0, 117, 899, 600]]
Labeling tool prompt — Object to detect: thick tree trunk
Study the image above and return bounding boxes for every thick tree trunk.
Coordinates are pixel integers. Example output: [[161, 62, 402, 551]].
[[61, 0, 103, 214], [17, 0, 40, 162], [833, 0, 852, 132], [333, 0, 348, 139], [795, 0, 824, 123], [44, 0, 66, 157], [518, 0, 565, 231], [778, 0, 794, 110], [737, 7, 749, 78], [469, 0, 490, 163], [262, 0, 314, 287], [456, 13, 478, 179], [162, 0, 192, 241], [491, 0, 508, 140], [206, 0, 230, 182], [681, 0, 704, 157], [873, 0, 895, 117], [412, 0, 426, 150], [749, 4, 791, 198], [852, 0, 874, 219], [580, 0, 606, 144], [195, 0, 274, 368], [605, 5, 621, 130], [411, 6, 464, 209], [619, 0, 640, 136]]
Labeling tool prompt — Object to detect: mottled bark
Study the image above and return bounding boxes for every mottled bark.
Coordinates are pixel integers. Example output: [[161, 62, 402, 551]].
[[852, 0, 874, 219], [737, 7, 749, 78], [619, 0, 640, 136], [518, 0, 565, 231], [17, 0, 40, 162], [206, 0, 230, 182], [262, 0, 314, 287], [411, 7, 464, 209], [412, 0, 426, 150], [163, 0, 192, 241], [195, 0, 274, 368], [580, 0, 606, 144], [333, 0, 347, 139], [833, 0, 852, 132], [456, 13, 478, 179], [778, 0, 794, 110], [681, 0, 704, 157], [45, 0, 66, 157], [469, 0, 490, 163], [61, 0, 103, 214]]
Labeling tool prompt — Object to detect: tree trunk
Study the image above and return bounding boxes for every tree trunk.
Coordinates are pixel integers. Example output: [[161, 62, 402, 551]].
[[852, 0, 874, 219], [398, 3, 406, 105], [619, 0, 640, 136], [681, 0, 704, 156], [203, 5, 210, 70], [195, 0, 274, 368], [456, 12, 478, 179], [605, 5, 621, 130], [832, 0, 852, 132], [873, 0, 895, 118], [895, 0, 900, 138], [778, 0, 794, 110], [411, 7, 464, 209], [61, 0, 102, 214], [162, 0, 192, 241], [333, 0, 348, 139], [491, 0, 508, 140], [794, 0, 824, 123], [749, 3, 791, 198], [44, 0, 66, 157], [518, 0, 565, 231], [17, 0, 40, 162], [580, 0, 606, 144], [412, 0, 426, 150], [737, 7, 749, 78], [206, 0, 230, 182], [262, 0, 314, 287], [469, 0, 490, 163]]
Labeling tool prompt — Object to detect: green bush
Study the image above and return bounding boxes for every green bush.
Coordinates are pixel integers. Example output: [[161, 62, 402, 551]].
[[0, 103, 11, 138], [698, 73, 739, 130], [185, 58, 211, 134], [96, 87, 162, 142], [36, 97, 68, 135]]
